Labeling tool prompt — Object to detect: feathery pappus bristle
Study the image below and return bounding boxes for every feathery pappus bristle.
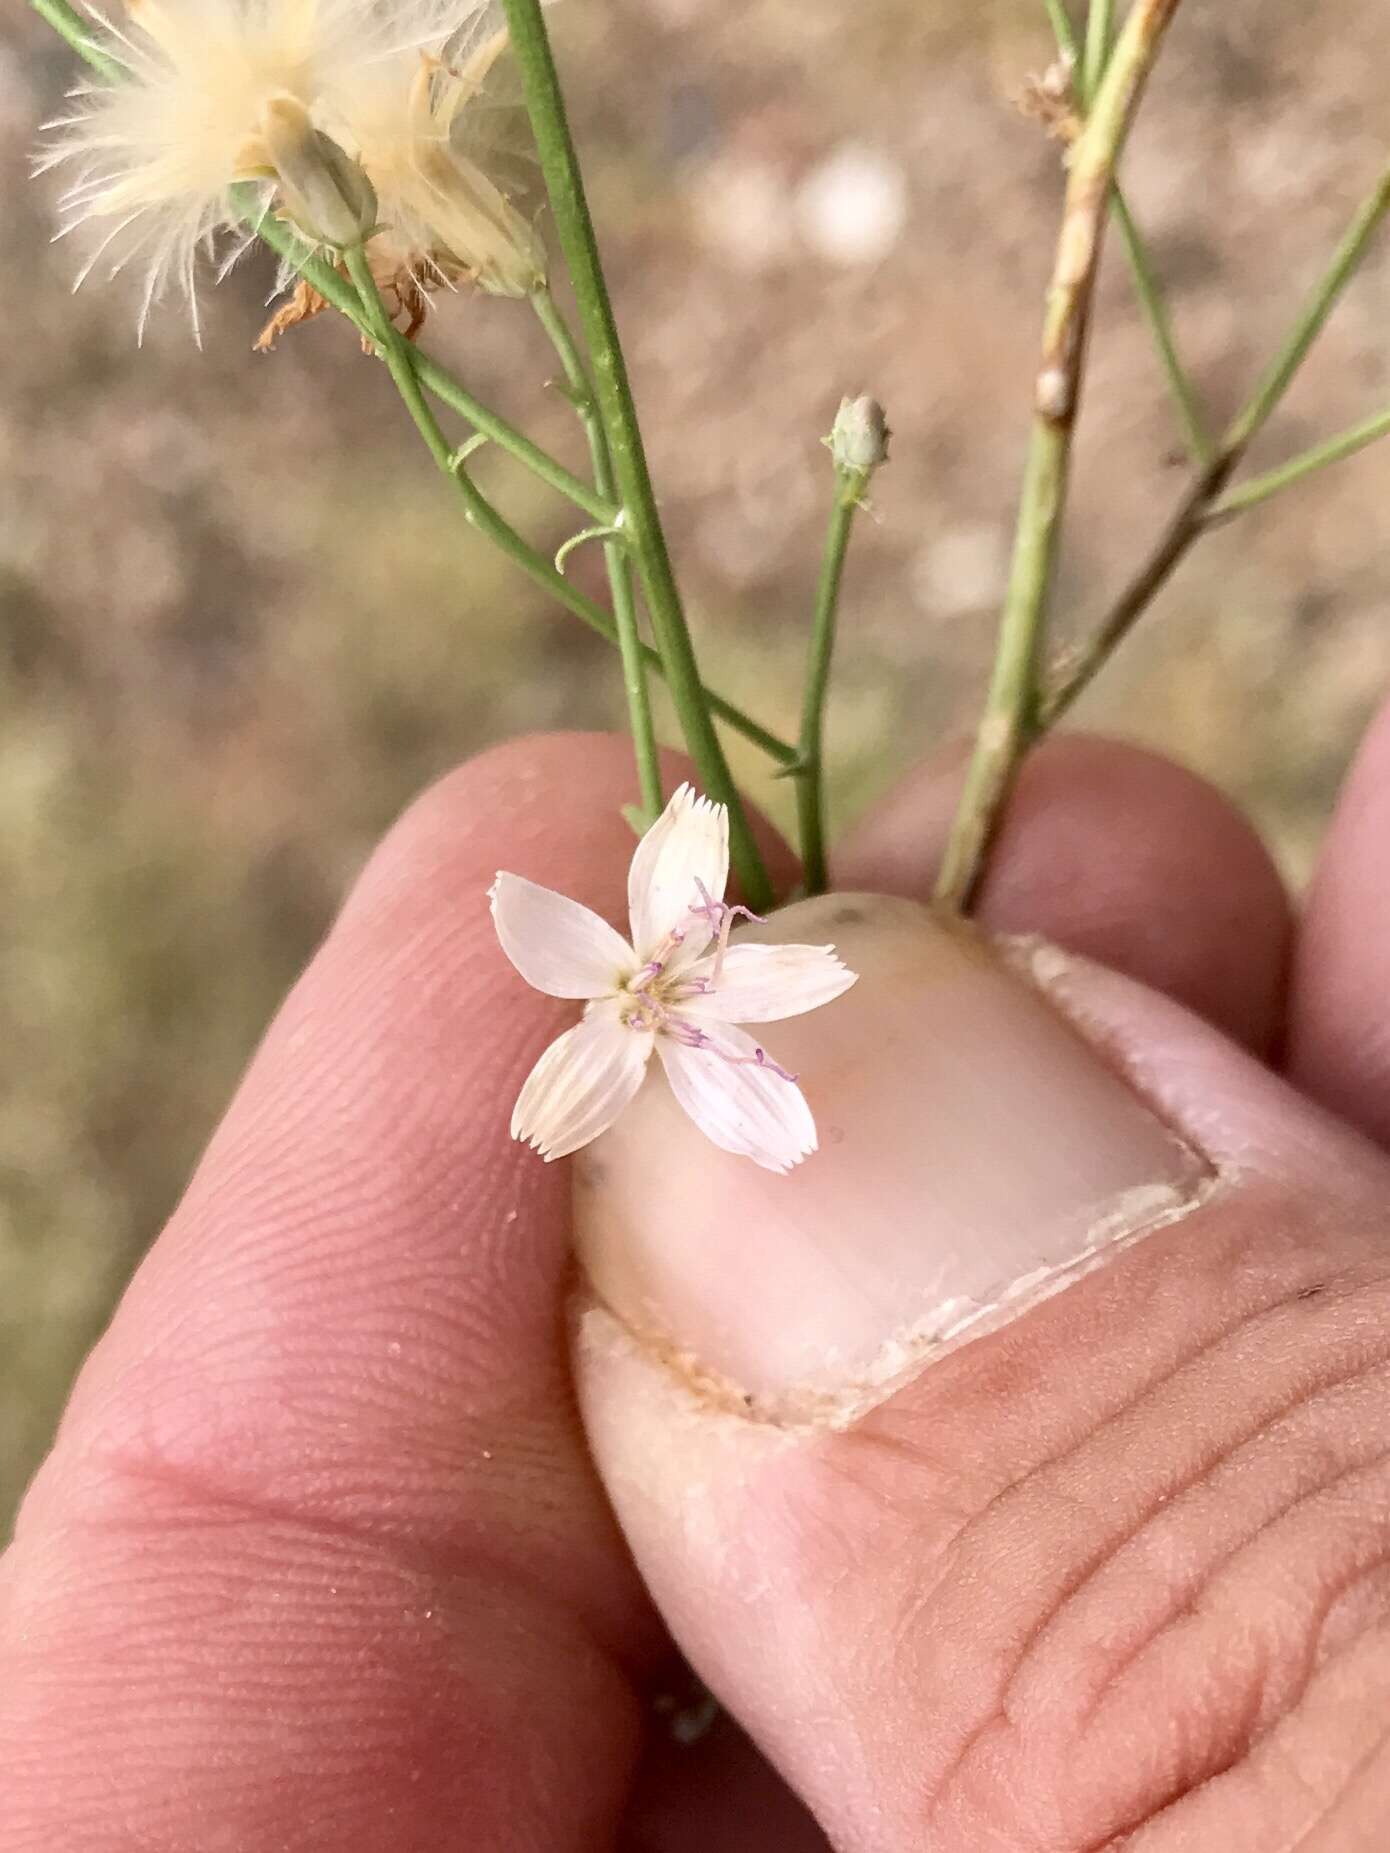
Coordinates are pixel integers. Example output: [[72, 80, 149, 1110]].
[[38, 0, 545, 342]]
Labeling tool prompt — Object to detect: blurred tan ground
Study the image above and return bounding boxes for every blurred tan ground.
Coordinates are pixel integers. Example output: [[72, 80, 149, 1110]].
[[3, 1, 1390, 1529]]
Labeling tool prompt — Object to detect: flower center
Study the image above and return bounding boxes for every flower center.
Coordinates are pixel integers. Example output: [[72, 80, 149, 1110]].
[[616, 886, 797, 1084]]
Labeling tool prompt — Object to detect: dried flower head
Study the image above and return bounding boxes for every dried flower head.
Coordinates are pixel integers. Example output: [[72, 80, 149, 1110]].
[[38, 0, 544, 338], [338, 15, 547, 301], [490, 785, 859, 1173], [1013, 51, 1083, 147]]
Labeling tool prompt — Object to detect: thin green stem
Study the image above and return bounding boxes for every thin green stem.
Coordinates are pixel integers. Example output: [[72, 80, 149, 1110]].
[[797, 480, 862, 896], [1111, 188, 1214, 464], [1204, 405, 1390, 524], [1082, 0, 1114, 103], [235, 191, 616, 525], [1224, 166, 1390, 455], [340, 248, 794, 767], [344, 244, 455, 467], [935, 0, 1183, 910], [499, 0, 771, 910], [29, 0, 121, 81], [1042, 0, 1079, 60], [1039, 153, 1390, 726], [531, 287, 662, 823]]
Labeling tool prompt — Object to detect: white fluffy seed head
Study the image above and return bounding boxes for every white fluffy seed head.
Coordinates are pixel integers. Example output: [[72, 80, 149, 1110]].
[[340, 20, 547, 298], [39, 0, 543, 338]]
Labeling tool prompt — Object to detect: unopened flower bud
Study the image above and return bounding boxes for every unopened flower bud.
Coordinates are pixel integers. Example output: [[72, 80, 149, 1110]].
[[829, 395, 891, 478], [260, 95, 377, 250]]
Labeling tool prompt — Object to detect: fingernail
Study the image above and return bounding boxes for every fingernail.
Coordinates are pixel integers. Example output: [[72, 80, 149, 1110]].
[[574, 894, 1210, 1423]]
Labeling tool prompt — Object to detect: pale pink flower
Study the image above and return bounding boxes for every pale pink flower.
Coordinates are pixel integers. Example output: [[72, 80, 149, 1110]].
[[490, 785, 857, 1172]]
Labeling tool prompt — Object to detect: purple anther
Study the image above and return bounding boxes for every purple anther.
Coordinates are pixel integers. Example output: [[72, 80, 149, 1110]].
[[752, 1046, 798, 1084]]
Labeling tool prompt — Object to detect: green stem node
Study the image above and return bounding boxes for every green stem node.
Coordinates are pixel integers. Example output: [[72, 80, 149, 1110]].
[[531, 287, 662, 824]]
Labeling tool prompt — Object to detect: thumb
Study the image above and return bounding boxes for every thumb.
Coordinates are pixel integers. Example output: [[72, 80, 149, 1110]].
[[574, 897, 1390, 1852]]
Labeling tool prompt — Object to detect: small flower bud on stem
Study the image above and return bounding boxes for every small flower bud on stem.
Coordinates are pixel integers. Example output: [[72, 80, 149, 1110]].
[[828, 395, 891, 491], [798, 393, 891, 895]]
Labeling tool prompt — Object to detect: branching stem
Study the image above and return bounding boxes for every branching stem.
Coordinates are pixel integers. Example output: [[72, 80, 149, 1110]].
[[341, 248, 795, 767], [1040, 155, 1390, 727], [499, 0, 771, 909], [532, 286, 662, 824], [1204, 406, 1390, 524], [935, 0, 1184, 909], [1082, 0, 1114, 104]]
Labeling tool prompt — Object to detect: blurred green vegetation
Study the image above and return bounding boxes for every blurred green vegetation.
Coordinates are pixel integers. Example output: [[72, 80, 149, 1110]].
[[4, 0, 1390, 1530]]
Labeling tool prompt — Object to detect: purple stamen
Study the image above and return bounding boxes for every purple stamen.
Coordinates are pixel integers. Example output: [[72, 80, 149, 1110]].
[[669, 1019, 796, 1083], [689, 878, 767, 987], [750, 1046, 798, 1083]]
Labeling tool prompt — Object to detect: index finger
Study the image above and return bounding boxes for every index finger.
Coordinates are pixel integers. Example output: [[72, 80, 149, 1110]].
[[0, 732, 670, 1852]]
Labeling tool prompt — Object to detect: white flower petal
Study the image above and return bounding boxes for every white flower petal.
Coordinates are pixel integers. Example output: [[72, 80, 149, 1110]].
[[491, 872, 634, 999], [657, 1021, 817, 1173], [511, 1005, 652, 1161], [691, 942, 858, 1024], [627, 783, 729, 962]]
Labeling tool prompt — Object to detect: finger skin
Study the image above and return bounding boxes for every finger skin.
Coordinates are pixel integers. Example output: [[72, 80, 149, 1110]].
[[1289, 693, 1390, 1147], [579, 939, 1390, 1852], [0, 734, 675, 1853], [840, 733, 1291, 1058], [0, 728, 1306, 1851]]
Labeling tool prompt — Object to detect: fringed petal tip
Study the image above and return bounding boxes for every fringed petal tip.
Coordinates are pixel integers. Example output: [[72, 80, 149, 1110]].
[[509, 1007, 650, 1162], [627, 782, 730, 959], [656, 1023, 818, 1173], [691, 942, 858, 1025]]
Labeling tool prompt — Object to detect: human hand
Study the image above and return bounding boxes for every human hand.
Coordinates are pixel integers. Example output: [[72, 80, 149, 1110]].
[[4, 710, 1390, 1850]]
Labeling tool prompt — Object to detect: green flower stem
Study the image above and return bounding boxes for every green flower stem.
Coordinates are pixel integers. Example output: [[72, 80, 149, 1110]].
[[499, 0, 772, 911], [1111, 187, 1214, 464], [29, 0, 121, 81], [935, 0, 1184, 911], [530, 287, 662, 825], [1225, 165, 1390, 455], [796, 477, 864, 897], [1082, 0, 1114, 103], [1038, 153, 1390, 728], [1203, 405, 1390, 525], [340, 248, 794, 769], [1042, 0, 1078, 58], [234, 193, 616, 526]]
